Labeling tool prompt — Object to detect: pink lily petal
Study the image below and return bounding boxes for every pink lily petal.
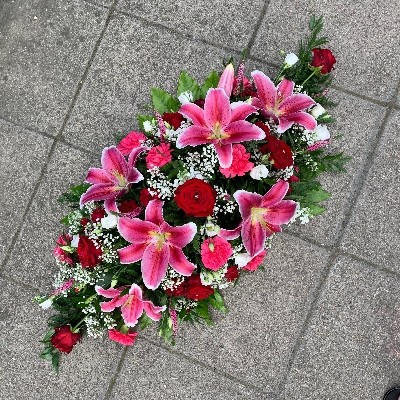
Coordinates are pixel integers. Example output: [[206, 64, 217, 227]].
[[127, 168, 144, 184], [251, 71, 277, 111], [80, 183, 120, 207], [223, 120, 265, 144], [141, 243, 170, 290], [101, 146, 128, 180], [261, 180, 289, 208], [169, 246, 196, 276], [279, 94, 315, 116], [233, 190, 263, 220], [204, 88, 231, 129], [95, 285, 123, 298], [214, 143, 233, 169], [118, 217, 157, 244], [276, 117, 295, 133], [277, 79, 294, 98], [118, 242, 147, 264], [100, 295, 127, 313], [175, 125, 213, 149], [263, 200, 298, 225], [104, 198, 119, 213], [121, 292, 144, 327], [145, 200, 164, 226], [167, 222, 197, 248], [278, 112, 317, 134], [142, 301, 165, 321], [180, 103, 206, 126], [230, 103, 258, 122], [217, 63, 234, 97], [86, 168, 111, 184], [127, 146, 146, 170], [219, 225, 242, 240], [241, 217, 266, 257]]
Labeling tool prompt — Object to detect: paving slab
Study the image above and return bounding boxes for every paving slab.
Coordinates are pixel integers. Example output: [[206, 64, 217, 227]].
[[110, 339, 270, 400], [341, 110, 400, 271], [2, 143, 94, 291], [287, 89, 386, 247], [117, 0, 264, 49], [63, 13, 232, 154], [0, 0, 107, 135], [142, 234, 330, 393], [251, 1, 400, 102], [281, 255, 400, 399], [0, 277, 123, 399], [0, 119, 52, 266]]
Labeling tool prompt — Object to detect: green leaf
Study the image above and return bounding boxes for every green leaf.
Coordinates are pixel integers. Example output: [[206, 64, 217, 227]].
[[201, 71, 219, 97], [40, 352, 53, 361], [318, 152, 351, 173], [138, 314, 153, 330], [177, 71, 201, 99], [208, 291, 227, 312], [151, 88, 180, 114], [52, 352, 60, 373], [58, 183, 90, 206], [307, 204, 326, 216], [42, 328, 55, 343]]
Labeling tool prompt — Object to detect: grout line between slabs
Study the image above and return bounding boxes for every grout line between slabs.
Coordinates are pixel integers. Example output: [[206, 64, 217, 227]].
[[0, 2, 118, 278], [246, 0, 271, 55], [276, 78, 400, 398], [102, 346, 129, 400]]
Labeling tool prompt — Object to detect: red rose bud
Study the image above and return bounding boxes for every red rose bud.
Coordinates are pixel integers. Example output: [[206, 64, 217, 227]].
[[51, 325, 81, 354], [174, 178, 216, 217], [311, 48, 336, 74], [162, 112, 184, 130], [225, 266, 239, 282], [184, 274, 214, 301], [139, 188, 158, 207], [77, 235, 102, 268], [91, 208, 105, 222]]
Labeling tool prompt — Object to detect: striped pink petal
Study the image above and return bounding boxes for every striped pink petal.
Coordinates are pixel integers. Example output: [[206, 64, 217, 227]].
[[169, 246, 196, 276], [167, 222, 197, 248], [230, 103, 258, 122], [251, 71, 277, 111], [233, 190, 263, 219], [100, 295, 127, 312], [277, 79, 294, 98], [118, 217, 156, 244], [141, 243, 170, 290], [179, 103, 206, 126], [261, 180, 289, 208], [101, 146, 128, 180], [223, 120, 265, 144], [217, 63, 234, 97], [127, 146, 146, 170], [95, 285, 123, 298], [214, 143, 233, 168], [118, 242, 147, 264], [175, 125, 212, 149], [121, 287, 144, 327], [279, 94, 315, 116], [264, 200, 297, 225], [277, 112, 317, 134], [204, 88, 231, 129], [145, 200, 164, 226], [143, 301, 166, 321], [86, 168, 111, 184], [219, 225, 242, 240], [80, 183, 120, 207], [241, 217, 266, 257]]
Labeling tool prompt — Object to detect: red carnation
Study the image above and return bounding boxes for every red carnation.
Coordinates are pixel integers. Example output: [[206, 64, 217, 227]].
[[139, 188, 158, 207], [77, 235, 102, 268], [108, 329, 138, 346], [51, 326, 81, 354], [91, 208, 105, 222], [225, 266, 239, 282], [174, 178, 216, 217], [119, 199, 139, 213], [184, 274, 214, 301], [311, 48, 336, 74], [163, 112, 184, 130]]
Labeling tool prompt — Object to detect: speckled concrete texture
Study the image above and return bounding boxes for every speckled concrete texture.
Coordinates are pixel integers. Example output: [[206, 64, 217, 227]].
[[1, 0, 399, 399]]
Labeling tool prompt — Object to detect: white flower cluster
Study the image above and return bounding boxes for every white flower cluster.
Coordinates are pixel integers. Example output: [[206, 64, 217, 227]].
[[67, 210, 84, 235], [53, 262, 104, 288], [200, 218, 220, 237], [84, 315, 103, 338], [213, 186, 237, 215], [160, 267, 185, 292], [174, 298, 197, 312], [270, 165, 294, 180], [147, 167, 175, 199], [165, 122, 191, 143], [178, 145, 218, 181], [290, 206, 313, 225], [200, 267, 229, 289]]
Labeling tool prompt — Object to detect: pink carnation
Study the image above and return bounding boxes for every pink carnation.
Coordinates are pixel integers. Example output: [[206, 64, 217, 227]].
[[219, 144, 254, 178], [117, 131, 146, 156], [146, 142, 173, 169], [201, 236, 233, 271], [108, 329, 138, 346], [243, 250, 267, 271]]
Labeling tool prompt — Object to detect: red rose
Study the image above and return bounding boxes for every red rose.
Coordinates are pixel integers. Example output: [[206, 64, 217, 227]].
[[225, 266, 239, 282], [77, 235, 102, 268], [259, 133, 293, 170], [165, 280, 187, 297], [184, 275, 214, 301], [139, 188, 158, 207], [51, 326, 81, 354], [174, 178, 216, 217], [311, 48, 336, 74], [162, 112, 184, 130], [91, 208, 105, 222]]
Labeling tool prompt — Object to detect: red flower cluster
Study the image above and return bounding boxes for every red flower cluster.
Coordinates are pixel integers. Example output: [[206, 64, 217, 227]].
[[166, 274, 214, 301], [51, 326, 81, 354], [311, 48, 336, 74], [77, 236, 102, 268]]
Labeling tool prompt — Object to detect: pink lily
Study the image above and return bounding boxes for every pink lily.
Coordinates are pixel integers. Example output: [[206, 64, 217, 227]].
[[118, 200, 197, 290], [251, 71, 317, 133], [233, 180, 297, 257], [80, 146, 144, 212], [95, 284, 166, 327], [218, 63, 235, 97]]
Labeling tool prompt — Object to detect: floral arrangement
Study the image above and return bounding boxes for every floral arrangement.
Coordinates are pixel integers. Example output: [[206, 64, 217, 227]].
[[36, 17, 348, 370]]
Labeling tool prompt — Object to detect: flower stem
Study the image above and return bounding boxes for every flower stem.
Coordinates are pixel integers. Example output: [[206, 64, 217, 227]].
[[71, 318, 85, 332], [301, 68, 318, 86]]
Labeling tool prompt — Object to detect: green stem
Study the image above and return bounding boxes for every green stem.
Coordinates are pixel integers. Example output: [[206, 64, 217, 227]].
[[71, 318, 85, 332], [301, 69, 318, 86]]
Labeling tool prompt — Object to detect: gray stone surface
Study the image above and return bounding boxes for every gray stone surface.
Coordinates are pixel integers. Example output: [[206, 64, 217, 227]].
[[0, 119, 52, 265], [251, 0, 400, 101], [143, 234, 330, 393], [0, 0, 107, 135], [2, 143, 93, 290], [287, 89, 386, 246], [281, 256, 400, 399], [117, 0, 264, 49], [110, 339, 270, 400], [63, 13, 232, 154], [341, 110, 400, 271], [0, 278, 123, 399]]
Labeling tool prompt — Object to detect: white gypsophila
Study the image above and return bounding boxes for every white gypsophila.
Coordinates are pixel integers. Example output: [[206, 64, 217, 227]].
[[311, 104, 326, 118], [53, 262, 74, 289], [102, 313, 117, 330], [302, 153, 318, 171], [293, 84, 304, 94], [270, 165, 294, 180], [160, 267, 185, 292], [83, 201, 97, 215], [300, 129, 318, 146], [147, 167, 174, 199], [178, 145, 218, 181], [174, 298, 197, 312], [165, 121, 191, 143], [101, 214, 118, 229], [72, 264, 103, 286], [178, 91, 193, 105], [250, 164, 269, 180], [290, 205, 312, 225], [213, 186, 236, 216], [84, 316, 103, 338], [82, 304, 96, 315], [67, 210, 84, 235], [232, 244, 244, 257], [284, 53, 299, 67], [39, 298, 53, 309], [200, 266, 228, 288]]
